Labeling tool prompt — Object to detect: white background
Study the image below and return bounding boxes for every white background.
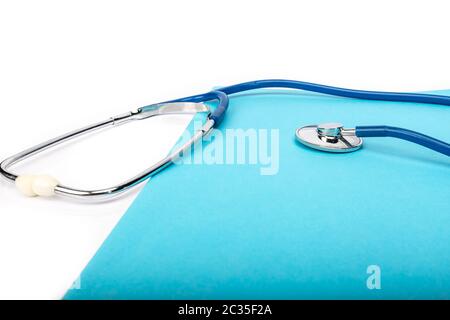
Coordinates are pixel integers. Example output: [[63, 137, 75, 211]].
[[0, 0, 449, 299]]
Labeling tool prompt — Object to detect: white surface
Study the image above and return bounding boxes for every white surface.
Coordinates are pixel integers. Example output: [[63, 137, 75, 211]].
[[0, 0, 449, 299]]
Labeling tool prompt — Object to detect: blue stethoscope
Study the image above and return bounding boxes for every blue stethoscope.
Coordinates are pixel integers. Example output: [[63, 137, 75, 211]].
[[1, 79, 449, 201]]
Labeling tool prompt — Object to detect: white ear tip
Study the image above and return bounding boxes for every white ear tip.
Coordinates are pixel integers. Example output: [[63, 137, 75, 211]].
[[15, 175, 59, 197], [15, 175, 37, 197], [32, 175, 59, 197]]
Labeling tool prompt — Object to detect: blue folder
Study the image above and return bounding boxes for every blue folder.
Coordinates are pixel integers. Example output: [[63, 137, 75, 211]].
[[65, 89, 450, 299]]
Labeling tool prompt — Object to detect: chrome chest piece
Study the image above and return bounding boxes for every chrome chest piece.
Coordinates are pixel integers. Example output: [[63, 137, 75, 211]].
[[295, 123, 363, 153]]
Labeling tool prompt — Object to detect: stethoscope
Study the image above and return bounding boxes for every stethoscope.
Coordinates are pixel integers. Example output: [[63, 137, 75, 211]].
[[1, 79, 449, 201]]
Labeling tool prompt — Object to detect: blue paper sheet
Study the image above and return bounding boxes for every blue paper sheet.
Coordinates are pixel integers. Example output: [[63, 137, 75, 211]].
[[65, 89, 450, 299]]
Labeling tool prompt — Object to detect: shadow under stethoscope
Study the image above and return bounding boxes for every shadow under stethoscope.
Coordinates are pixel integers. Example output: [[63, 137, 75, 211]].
[[294, 136, 450, 169]]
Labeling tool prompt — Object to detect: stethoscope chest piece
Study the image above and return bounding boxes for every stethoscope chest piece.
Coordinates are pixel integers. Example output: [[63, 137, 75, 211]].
[[295, 123, 363, 153]]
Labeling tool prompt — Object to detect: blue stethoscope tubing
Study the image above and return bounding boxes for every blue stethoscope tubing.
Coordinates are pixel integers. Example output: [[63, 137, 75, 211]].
[[167, 79, 450, 157]]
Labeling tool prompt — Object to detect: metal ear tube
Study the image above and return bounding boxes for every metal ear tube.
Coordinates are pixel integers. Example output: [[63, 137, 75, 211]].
[[0, 102, 213, 200]]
